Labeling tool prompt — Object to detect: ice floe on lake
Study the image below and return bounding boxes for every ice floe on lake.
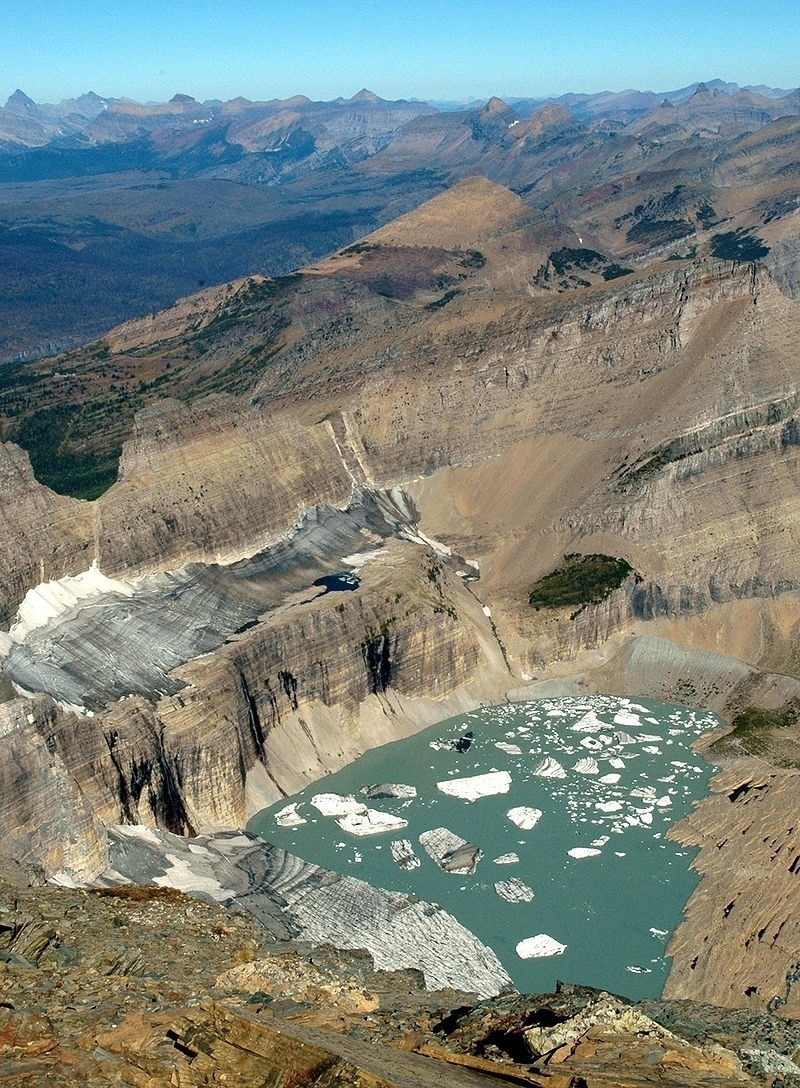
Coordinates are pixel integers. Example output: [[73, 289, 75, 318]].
[[419, 827, 483, 874], [390, 839, 421, 870], [507, 806, 542, 830], [516, 934, 567, 958], [494, 877, 534, 903], [337, 809, 408, 836], [361, 783, 417, 800], [274, 802, 307, 828], [493, 852, 520, 865], [310, 793, 365, 817], [436, 770, 512, 800]]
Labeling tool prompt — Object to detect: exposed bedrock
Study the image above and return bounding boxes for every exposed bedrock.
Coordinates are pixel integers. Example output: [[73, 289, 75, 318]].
[[665, 761, 800, 1014], [0, 548, 496, 880], [0, 398, 354, 625]]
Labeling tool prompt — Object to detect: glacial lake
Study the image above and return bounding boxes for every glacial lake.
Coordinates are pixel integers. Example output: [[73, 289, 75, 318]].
[[248, 696, 716, 999]]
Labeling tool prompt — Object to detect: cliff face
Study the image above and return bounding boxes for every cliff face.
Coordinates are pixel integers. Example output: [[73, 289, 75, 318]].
[[3, 178, 800, 1017], [0, 546, 496, 879]]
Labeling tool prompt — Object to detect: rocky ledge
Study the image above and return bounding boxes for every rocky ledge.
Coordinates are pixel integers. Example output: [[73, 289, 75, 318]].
[[2, 862, 800, 1087]]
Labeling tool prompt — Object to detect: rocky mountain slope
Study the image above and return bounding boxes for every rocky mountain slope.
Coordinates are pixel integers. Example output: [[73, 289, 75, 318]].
[[3, 862, 800, 1086], [2, 78, 800, 361], [3, 93, 800, 1044]]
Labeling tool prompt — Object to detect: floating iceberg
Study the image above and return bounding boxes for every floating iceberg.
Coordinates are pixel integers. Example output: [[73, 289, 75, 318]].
[[596, 800, 623, 813], [274, 802, 307, 828], [494, 878, 534, 903], [360, 783, 417, 800], [573, 757, 599, 774], [516, 934, 566, 958], [495, 741, 522, 755], [419, 827, 483, 874], [493, 852, 520, 865], [436, 770, 512, 800], [568, 847, 602, 859], [337, 809, 408, 836], [390, 839, 421, 870], [310, 793, 366, 817], [531, 756, 566, 779], [507, 806, 543, 830]]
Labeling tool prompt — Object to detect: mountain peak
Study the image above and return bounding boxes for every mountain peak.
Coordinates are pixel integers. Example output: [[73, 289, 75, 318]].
[[4, 89, 37, 113], [483, 96, 511, 114], [170, 93, 198, 105], [350, 89, 381, 104]]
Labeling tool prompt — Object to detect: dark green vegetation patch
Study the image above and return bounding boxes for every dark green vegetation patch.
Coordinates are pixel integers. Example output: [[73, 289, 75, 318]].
[[710, 228, 770, 262], [16, 406, 122, 501], [529, 553, 636, 611]]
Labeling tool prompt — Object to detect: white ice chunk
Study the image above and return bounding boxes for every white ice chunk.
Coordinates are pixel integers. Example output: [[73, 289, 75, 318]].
[[436, 770, 512, 800], [337, 809, 409, 836], [568, 847, 601, 859], [608, 757, 626, 769], [493, 853, 520, 865], [310, 793, 367, 817], [598, 773, 621, 785], [571, 710, 606, 732], [507, 806, 543, 830], [274, 802, 307, 828], [613, 709, 642, 727], [596, 800, 623, 813], [572, 757, 599, 774], [494, 878, 534, 903], [495, 742, 522, 755], [390, 839, 421, 870], [516, 934, 566, 958]]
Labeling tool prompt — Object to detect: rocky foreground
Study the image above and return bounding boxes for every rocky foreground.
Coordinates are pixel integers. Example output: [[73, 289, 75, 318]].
[[3, 862, 800, 1087]]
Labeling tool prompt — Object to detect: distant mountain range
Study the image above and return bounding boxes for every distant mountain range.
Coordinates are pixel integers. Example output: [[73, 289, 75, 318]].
[[1, 78, 799, 362]]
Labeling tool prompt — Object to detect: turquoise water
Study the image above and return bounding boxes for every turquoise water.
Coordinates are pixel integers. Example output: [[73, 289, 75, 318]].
[[248, 696, 715, 999]]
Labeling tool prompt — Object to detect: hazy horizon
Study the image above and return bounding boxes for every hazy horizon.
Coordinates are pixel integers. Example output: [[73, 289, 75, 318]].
[[3, 0, 798, 108]]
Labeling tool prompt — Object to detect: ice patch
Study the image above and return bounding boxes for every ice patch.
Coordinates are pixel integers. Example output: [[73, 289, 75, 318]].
[[494, 878, 534, 903], [571, 711, 606, 732], [598, 773, 621, 785], [310, 793, 366, 817], [436, 770, 512, 800], [10, 561, 134, 642], [507, 806, 543, 830], [516, 934, 566, 959], [390, 839, 420, 870], [419, 827, 483, 874], [337, 809, 409, 836], [531, 756, 566, 778], [568, 847, 601, 859], [613, 709, 642, 727], [572, 757, 599, 774], [596, 800, 623, 813], [274, 802, 306, 828], [495, 742, 522, 755], [493, 853, 520, 865]]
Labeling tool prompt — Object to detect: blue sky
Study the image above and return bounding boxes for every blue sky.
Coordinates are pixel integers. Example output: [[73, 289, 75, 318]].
[[2, 0, 797, 105]]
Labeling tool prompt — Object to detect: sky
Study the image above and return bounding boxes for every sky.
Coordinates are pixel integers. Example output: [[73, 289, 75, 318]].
[[2, 0, 798, 106]]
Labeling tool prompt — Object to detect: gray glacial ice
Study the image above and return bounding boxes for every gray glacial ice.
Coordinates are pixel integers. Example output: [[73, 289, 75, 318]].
[[99, 825, 511, 997], [2, 488, 414, 711]]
